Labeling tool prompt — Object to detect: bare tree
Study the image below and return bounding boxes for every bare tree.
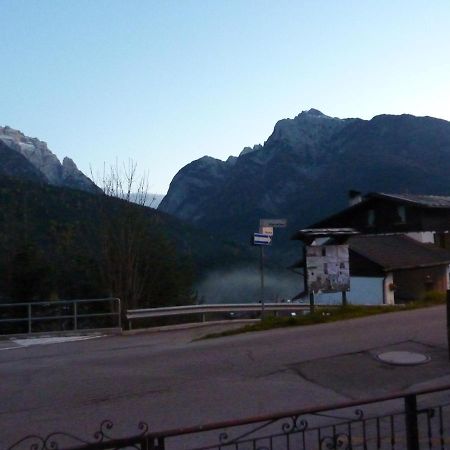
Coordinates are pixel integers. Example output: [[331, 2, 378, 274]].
[[94, 160, 159, 313], [99, 158, 150, 206], [92, 159, 194, 327]]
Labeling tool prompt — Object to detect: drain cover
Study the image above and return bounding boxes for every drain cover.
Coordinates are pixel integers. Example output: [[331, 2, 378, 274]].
[[376, 351, 430, 366]]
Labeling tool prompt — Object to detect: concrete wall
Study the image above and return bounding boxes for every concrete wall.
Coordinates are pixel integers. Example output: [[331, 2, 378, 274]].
[[383, 272, 395, 305], [313, 276, 384, 305], [393, 265, 449, 301]]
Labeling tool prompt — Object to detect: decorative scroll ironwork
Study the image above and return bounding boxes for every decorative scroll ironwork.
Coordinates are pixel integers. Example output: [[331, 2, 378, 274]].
[[6, 388, 450, 450], [281, 414, 309, 434], [7, 420, 150, 450], [320, 433, 351, 450], [314, 407, 364, 422]]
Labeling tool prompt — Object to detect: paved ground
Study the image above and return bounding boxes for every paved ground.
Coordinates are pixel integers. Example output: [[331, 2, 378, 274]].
[[1, 306, 450, 447]]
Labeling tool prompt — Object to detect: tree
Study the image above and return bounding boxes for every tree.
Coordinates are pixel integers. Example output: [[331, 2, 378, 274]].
[[7, 242, 53, 302], [94, 160, 194, 323]]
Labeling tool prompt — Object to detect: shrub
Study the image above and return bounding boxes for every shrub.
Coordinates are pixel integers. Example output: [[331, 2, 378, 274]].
[[422, 290, 446, 304]]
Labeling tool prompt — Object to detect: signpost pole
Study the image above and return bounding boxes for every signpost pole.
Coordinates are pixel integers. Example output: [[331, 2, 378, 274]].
[[309, 292, 315, 314], [254, 219, 286, 319], [342, 290, 348, 307], [260, 246, 265, 318]]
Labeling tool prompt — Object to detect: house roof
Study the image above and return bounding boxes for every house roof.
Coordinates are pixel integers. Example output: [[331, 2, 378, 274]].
[[309, 191, 450, 232], [291, 228, 359, 242], [348, 234, 450, 271], [371, 193, 450, 208]]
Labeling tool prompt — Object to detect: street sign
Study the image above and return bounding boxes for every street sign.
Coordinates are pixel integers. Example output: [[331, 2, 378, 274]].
[[260, 226, 273, 236], [260, 218, 287, 228], [253, 233, 272, 246]]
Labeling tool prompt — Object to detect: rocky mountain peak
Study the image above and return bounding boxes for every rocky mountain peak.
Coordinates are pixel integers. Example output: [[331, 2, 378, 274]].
[[239, 144, 263, 157], [0, 125, 99, 194], [62, 156, 78, 171], [159, 110, 450, 261], [301, 108, 326, 117], [268, 108, 348, 152]]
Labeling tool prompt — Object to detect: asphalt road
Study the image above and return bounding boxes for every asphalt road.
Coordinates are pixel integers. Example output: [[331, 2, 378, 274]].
[[1, 306, 450, 448]]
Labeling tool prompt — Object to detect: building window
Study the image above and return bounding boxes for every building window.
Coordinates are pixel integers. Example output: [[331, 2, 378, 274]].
[[397, 206, 406, 223], [367, 209, 375, 227]]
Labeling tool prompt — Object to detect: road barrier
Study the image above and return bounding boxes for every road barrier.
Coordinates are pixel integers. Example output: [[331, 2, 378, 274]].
[[0, 298, 121, 335], [126, 302, 332, 329]]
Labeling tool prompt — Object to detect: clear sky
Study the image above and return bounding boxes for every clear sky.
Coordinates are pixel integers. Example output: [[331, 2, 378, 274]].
[[1, 0, 450, 194]]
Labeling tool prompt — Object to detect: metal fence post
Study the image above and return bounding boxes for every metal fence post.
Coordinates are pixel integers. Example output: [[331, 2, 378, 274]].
[[447, 290, 450, 361], [405, 394, 419, 450], [149, 436, 165, 449], [74, 301, 78, 331], [28, 303, 32, 334], [117, 298, 122, 330]]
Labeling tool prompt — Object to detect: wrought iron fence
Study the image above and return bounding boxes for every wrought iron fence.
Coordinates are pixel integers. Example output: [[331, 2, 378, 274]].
[[0, 298, 121, 335], [7, 384, 450, 449]]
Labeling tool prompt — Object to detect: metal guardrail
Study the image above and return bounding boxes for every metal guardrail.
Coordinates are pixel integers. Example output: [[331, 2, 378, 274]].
[[127, 302, 312, 319], [0, 298, 121, 335], [126, 302, 408, 330], [8, 383, 450, 449], [126, 302, 317, 328]]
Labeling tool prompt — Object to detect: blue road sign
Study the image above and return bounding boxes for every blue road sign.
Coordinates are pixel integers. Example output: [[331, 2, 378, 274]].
[[253, 233, 272, 246]]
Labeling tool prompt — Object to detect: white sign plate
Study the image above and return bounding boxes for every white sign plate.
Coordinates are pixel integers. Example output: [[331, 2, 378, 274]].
[[261, 226, 273, 236], [260, 218, 287, 228]]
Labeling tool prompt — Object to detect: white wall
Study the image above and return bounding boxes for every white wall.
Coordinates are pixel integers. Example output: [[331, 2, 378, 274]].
[[383, 272, 395, 305], [313, 276, 384, 305], [407, 231, 435, 244]]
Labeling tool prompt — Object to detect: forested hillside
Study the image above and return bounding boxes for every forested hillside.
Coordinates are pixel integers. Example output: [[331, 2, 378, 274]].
[[0, 176, 251, 308]]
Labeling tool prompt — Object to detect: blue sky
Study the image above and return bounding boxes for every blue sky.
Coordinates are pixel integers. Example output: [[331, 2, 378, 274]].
[[1, 0, 450, 194]]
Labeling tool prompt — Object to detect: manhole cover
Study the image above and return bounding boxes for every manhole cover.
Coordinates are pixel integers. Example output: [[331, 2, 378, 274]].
[[376, 351, 430, 366]]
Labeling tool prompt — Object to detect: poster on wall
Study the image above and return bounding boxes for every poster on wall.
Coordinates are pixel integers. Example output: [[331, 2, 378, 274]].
[[306, 245, 350, 293]]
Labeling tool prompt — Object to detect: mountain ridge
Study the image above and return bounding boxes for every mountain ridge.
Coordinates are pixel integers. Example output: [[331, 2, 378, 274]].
[[159, 109, 450, 263], [0, 125, 99, 194]]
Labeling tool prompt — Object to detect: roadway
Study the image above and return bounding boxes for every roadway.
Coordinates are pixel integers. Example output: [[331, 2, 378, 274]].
[[1, 305, 449, 447]]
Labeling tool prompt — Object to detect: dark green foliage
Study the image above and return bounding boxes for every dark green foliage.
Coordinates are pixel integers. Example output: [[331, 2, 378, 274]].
[[0, 176, 246, 309], [421, 290, 446, 303], [6, 242, 53, 302], [200, 300, 445, 339], [96, 196, 195, 313], [0, 176, 191, 307]]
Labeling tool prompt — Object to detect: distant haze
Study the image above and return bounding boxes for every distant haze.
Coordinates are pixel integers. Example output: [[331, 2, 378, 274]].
[[129, 193, 165, 209], [195, 266, 301, 304]]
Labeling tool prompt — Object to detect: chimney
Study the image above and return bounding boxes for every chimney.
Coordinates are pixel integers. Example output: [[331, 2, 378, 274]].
[[348, 190, 362, 207]]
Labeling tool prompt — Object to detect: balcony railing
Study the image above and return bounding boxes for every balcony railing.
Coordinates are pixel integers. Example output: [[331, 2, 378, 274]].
[[7, 383, 450, 449]]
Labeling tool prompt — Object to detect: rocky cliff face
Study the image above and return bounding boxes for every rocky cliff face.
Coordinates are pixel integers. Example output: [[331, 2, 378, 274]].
[[159, 109, 353, 226], [0, 126, 99, 193], [0, 140, 47, 183], [159, 109, 450, 257]]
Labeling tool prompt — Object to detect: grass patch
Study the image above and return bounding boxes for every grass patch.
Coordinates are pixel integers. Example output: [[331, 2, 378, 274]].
[[199, 298, 445, 340]]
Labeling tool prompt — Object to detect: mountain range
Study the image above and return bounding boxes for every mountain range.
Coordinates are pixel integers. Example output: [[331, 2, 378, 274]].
[[4, 110, 450, 272], [0, 126, 100, 193], [159, 109, 450, 262], [0, 126, 253, 283]]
